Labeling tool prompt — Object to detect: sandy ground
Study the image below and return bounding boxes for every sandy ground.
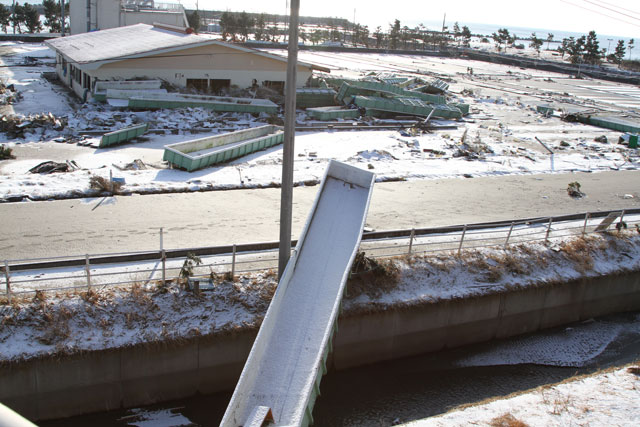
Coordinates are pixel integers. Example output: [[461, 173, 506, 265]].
[[0, 170, 637, 260]]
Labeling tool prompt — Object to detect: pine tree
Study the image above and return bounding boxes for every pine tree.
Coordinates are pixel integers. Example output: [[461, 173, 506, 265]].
[[219, 11, 236, 41], [530, 32, 543, 56], [0, 5, 10, 33], [546, 33, 554, 50], [187, 10, 200, 33], [374, 26, 383, 48], [614, 40, 626, 66], [583, 30, 601, 65], [461, 26, 472, 48], [254, 14, 266, 41], [23, 3, 42, 34], [43, 0, 61, 33], [389, 19, 400, 49]]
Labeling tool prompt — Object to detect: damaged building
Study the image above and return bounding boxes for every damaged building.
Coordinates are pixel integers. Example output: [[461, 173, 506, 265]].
[[45, 23, 329, 100], [69, 0, 189, 35]]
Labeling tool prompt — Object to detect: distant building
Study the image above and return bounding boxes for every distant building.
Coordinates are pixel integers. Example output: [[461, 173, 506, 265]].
[[46, 23, 329, 100], [69, 0, 189, 35]]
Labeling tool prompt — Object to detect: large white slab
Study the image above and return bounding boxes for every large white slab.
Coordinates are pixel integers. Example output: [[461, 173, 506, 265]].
[[221, 160, 375, 426]]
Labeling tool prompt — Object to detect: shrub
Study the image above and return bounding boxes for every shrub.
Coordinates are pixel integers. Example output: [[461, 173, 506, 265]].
[[0, 144, 14, 160]]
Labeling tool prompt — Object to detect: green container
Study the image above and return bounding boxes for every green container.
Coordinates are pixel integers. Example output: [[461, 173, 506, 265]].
[[99, 123, 149, 148], [355, 96, 462, 119], [163, 125, 284, 171], [296, 88, 337, 108], [629, 134, 638, 148], [306, 106, 360, 120], [537, 104, 555, 115]]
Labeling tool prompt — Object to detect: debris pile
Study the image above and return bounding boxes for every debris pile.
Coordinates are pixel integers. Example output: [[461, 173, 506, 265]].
[[0, 82, 22, 105], [567, 181, 585, 199], [29, 160, 80, 174], [0, 113, 66, 139]]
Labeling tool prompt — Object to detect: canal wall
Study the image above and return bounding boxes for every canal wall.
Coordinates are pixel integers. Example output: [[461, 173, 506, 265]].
[[2, 271, 640, 421]]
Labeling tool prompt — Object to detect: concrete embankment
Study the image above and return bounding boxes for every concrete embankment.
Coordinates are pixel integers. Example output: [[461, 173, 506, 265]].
[[2, 271, 640, 421]]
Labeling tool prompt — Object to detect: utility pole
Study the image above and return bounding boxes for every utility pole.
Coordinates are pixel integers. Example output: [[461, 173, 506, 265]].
[[278, 0, 300, 279], [61, 0, 65, 36]]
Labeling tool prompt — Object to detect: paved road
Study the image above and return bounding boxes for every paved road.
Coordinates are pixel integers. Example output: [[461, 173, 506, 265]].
[[1, 170, 638, 260]]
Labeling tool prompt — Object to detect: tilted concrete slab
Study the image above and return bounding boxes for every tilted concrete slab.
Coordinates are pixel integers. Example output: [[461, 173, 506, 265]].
[[221, 160, 375, 427]]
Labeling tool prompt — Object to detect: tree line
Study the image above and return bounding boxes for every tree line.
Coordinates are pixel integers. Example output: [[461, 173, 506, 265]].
[[492, 27, 634, 67], [0, 1, 68, 34], [204, 11, 474, 51]]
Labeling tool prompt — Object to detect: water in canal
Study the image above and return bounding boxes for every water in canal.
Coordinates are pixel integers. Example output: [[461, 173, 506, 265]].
[[41, 311, 640, 426]]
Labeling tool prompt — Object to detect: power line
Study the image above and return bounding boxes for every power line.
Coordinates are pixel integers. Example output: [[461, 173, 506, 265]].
[[559, 0, 640, 28], [596, 0, 640, 18], [580, 0, 640, 22]]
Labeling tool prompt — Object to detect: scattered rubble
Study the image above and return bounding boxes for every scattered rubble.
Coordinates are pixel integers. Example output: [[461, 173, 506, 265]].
[[29, 160, 79, 174], [594, 135, 608, 143], [0, 81, 22, 105], [0, 113, 65, 139], [567, 181, 585, 199]]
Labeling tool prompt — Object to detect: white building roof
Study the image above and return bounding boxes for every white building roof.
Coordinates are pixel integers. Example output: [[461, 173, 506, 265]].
[[46, 23, 329, 72]]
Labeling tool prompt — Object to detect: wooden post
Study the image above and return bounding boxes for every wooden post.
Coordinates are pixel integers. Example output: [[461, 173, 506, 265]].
[[408, 228, 415, 255], [85, 254, 91, 290], [4, 260, 10, 303], [458, 224, 467, 256], [545, 218, 553, 243], [504, 222, 515, 248]]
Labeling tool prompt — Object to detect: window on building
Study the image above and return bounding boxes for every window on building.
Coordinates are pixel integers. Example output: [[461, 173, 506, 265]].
[[209, 79, 231, 94], [83, 73, 91, 90], [186, 78, 209, 92], [263, 80, 285, 94]]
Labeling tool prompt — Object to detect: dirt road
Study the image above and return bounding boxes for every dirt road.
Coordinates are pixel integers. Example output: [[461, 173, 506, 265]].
[[1, 170, 638, 260]]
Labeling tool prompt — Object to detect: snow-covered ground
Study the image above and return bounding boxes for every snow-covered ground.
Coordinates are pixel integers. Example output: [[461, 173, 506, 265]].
[[402, 362, 640, 427], [1, 40, 640, 425], [0, 42, 638, 202], [2, 230, 639, 363]]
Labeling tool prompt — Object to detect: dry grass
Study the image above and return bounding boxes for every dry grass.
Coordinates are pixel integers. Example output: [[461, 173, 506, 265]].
[[489, 413, 529, 427], [346, 252, 401, 299], [559, 237, 595, 272], [89, 175, 123, 194]]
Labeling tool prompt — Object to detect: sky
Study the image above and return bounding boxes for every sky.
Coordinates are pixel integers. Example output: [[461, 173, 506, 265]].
[[175, 0, 640, 39]]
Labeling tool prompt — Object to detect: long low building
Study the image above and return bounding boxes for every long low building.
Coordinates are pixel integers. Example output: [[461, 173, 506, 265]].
[[46, 23, 329, 100]]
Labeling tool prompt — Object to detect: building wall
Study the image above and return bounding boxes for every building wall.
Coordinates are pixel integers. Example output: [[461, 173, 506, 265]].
[[92, 44, 313, 90], [121, 11, 188, 28], [70, 0, 188, 35], [53, 43, 313, 99]]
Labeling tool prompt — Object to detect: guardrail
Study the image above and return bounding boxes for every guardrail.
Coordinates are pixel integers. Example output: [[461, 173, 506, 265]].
[[2, 209, 638, 300]]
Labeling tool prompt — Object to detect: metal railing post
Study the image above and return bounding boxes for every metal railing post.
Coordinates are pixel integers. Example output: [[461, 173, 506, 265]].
[[160, 227, 166, 285], [231, 244, 237, 279], [408, 228, 415, 255], [85, 255, 91, 290], [504, 222, 515, 248], [161, 250, 166, 286], [582, 212, 590, 237], [545, 218, 553, 243], [458, 224, 467, 256], [4, 260, 10, 303]]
